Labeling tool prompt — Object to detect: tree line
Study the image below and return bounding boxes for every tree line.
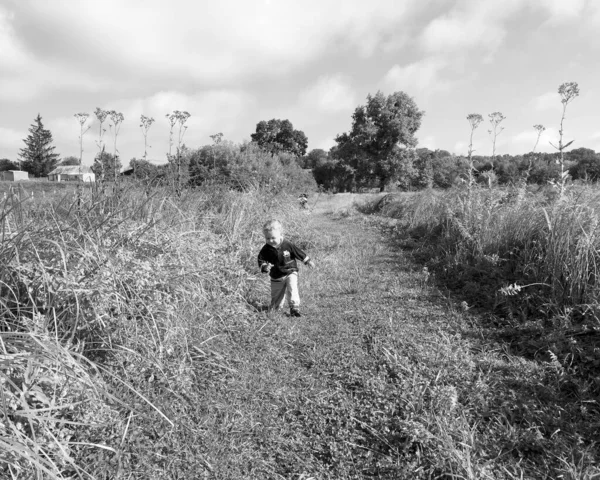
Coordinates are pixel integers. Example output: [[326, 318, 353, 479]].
[[3, 86, 599, 192]]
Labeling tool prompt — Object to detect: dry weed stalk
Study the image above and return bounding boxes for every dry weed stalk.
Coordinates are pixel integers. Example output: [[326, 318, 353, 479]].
[[166, 110, 191, 194], [549, 82, 579, 198], [466, 113, 483, 201], [73, 113, 91, 167], [488, 111, 505, 165], [140, 114, 155, 163], [108, 110, 125, 185]]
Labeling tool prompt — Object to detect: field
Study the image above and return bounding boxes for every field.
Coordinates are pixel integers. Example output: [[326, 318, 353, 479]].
[[1, 182, 599, 479]]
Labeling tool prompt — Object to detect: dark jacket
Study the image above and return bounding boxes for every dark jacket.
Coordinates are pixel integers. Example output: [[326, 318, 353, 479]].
[[257, 239, 310, 279]]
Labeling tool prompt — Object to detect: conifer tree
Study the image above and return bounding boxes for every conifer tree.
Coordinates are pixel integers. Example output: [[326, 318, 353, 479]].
[[18, 114, 60, 177]]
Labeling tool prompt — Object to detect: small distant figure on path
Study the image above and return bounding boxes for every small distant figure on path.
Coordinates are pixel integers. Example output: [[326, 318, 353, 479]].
[[257, 219, 315, 317], [298, 193, 308, 210]]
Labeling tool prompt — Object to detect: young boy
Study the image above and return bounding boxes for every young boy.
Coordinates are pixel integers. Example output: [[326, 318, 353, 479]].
[[257, 219, 315, 317]]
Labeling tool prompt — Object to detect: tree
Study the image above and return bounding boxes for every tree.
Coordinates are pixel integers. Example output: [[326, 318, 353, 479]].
[[312, 159, 355, 192], [18, 114, 60, 177], [60, 156, 80, 166], [251, 119, 308, 157], [414, 148, 434, 188], [128, 158, 160, 182], [304, 148, 328, 169], [568, 148, 600, 181], [92, 148, 121, 182], [333, 91, 424, 191], [0, 159, 18, 172]]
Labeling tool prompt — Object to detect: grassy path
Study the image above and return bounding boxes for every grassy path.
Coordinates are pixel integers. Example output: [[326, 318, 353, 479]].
[[185, 204, 599, 479]]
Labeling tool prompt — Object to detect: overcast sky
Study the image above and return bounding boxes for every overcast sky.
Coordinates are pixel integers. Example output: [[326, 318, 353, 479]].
[[1, 0, 599, 166]]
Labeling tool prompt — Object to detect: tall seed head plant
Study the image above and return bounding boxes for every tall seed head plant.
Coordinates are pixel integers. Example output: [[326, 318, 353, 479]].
[[488, 111, 505, 164], [73, 112, 91, 166], [140, 114, 155, 162], [94, 108, 109, 187], [520, 124, 546, 189], [466, 113, 483, 196], [481, 112, 506, 189], [108, 110, 124, 184], [532, 124, 545, 153], [549, 81, 579, 198], [165, 110, 190, 194], [210, 132, 224, 169]]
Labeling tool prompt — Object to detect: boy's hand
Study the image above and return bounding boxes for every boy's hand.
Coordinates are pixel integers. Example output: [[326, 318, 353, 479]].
[[261, 263, 273, 273], [307, 260, 316, 268]]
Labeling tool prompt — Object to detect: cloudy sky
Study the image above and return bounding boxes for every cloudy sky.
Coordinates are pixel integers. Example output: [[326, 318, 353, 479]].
[[1, 0, 599, 166]]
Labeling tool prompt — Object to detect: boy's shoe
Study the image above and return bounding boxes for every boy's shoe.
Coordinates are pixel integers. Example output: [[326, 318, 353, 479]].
[[290, 308, 302, 317]]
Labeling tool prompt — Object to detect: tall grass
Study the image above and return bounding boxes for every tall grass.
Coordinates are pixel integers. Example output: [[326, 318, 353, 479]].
[[0, 182, 312, 478], [360, 185, 600, 314], [357, 185, 600, 388]]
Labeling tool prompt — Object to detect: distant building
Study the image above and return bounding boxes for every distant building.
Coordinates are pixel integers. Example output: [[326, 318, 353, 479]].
[[48, 165, 95, 182], [0, 170, 29, 181]]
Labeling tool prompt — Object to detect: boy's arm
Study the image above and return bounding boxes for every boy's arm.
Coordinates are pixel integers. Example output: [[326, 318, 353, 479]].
[[257, 246, 272, 273], [289, 242, 315, 267]]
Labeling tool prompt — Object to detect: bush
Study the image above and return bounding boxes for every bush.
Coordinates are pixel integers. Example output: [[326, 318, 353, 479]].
[[187, 141, 317, 193]]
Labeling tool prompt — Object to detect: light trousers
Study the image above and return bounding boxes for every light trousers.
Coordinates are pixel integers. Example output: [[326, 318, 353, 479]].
[[270, 272, 300, 310]]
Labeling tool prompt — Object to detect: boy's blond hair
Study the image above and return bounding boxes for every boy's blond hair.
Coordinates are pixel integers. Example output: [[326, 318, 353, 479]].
[[263, 219, 283, 234]]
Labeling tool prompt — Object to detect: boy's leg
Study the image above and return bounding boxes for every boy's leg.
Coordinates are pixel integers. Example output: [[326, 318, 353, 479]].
[[270, 276, 287, 310], [286, 272, 300, 310]]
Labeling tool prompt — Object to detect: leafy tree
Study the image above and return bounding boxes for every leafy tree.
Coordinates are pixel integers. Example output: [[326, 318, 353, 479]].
[[414, 148, 434, 188], [18, 114, 60, 177], [333, 91, 424, 191], [187, 141, 237, 185], [312, 159, 356, 192], [494, 154, 521, 184], [60, 156, 80, 166], [128, 158, 160, 182], [92, 148, 122, 182], [432, 154, 468, 189], [0, 158, 18, 172], [568, 148, 600, 181], [304, 149, 328, 169], [251, 119, 308, 157]]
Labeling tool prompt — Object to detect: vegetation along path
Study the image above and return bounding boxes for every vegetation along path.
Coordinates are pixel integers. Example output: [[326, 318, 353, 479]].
[[185, 196, 599, 479]]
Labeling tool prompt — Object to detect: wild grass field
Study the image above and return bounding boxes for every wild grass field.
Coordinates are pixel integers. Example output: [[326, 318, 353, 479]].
[[1, 180, 599, 479]]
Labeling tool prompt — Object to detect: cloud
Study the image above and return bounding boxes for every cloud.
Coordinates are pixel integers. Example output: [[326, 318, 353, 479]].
[[0, 7, 31, 71], [453, 141, 467, 155], [0, 127, 24, 157], [419, 0, 525, 56], [511, 126, 560, 153], [382, 58, 449, 96], [530, 91, 562, 111], [421, 15, 505, 55], [0, 5, 115, 102], [420, 135, 436, 149], [299, 74, 356, 113], [585, 131, 600, 152], [314, 136, 336, 151], [7, 0, 419, 94], [535, 0, 586, 20]]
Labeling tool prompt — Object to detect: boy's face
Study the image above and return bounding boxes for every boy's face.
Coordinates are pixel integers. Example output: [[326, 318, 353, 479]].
[[264, 229, 283, 248]]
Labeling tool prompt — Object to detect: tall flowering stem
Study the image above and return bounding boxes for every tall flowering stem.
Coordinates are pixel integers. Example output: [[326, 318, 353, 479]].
[[165, 110, 191, 194], [140, 115, 155, 162], [466, 113, 483, 197], [74, 113, 91, 167], [532, 124, 545, 153], [94, 108, 109, 186], [210, 132, 224, 169], [550, 82, 579, 198], [488, 112, 505, 165], [522, 124, 546, 183], [108, 110, 125, 184]]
